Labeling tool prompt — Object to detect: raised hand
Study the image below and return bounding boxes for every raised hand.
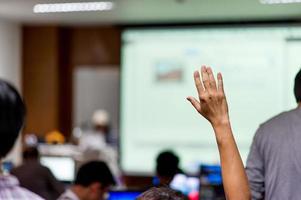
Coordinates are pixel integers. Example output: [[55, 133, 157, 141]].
[[187, 65, 250, 200], [187, 66, 229, 127]]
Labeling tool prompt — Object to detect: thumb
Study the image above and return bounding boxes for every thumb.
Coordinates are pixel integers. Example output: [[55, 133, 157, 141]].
[[187, 96, 201, 112]]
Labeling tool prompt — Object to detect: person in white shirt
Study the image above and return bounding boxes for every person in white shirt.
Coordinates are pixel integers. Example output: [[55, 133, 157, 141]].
[[79, 110, 119, 180], [58, 161, 115, 200]]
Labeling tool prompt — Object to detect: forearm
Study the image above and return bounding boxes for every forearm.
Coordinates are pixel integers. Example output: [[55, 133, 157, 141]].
[[188, 66, 250, 199], [213, 123, 251, 200]]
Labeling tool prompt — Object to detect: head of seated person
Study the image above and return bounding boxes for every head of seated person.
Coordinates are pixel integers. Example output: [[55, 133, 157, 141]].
[[92, 109, 110, 134], [0, 80, 25, 160], [137, 187, 188, 200], [156, 151, 182, 186], [72, 161, 116, 200], [22, 147, 39, 162]]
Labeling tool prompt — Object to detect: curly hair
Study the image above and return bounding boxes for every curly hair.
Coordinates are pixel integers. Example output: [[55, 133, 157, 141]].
[[137, 187, 188, 200]]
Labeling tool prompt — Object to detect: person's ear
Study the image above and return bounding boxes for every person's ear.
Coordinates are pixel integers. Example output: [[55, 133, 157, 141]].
[[89, 182, 101, 192]]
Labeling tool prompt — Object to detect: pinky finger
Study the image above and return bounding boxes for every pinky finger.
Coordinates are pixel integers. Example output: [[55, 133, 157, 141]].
[[186, 96, 201, 112]]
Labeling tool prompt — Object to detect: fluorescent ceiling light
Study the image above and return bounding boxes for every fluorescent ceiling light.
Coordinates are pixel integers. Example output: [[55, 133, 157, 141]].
[[33, 2, 114, 13], [260, 0, 301, 4]]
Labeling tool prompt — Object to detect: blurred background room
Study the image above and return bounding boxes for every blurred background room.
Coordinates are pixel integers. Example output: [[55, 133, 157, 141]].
[[0, 0, 301, 199]]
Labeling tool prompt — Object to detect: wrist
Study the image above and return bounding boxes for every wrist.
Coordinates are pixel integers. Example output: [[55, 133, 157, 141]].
[[211, 116, 230, 128], [211, 121, 233, 145]]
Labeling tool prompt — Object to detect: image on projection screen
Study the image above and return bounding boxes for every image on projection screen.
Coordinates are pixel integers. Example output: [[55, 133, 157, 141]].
[[121, 26, 301, 174]]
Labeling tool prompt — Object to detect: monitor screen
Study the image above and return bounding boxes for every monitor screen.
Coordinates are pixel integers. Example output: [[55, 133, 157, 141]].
[[40, 156, 75, 182], [121, 25, 301, 174], [108, 191, 142, 200], [1, 161, 13, 174]]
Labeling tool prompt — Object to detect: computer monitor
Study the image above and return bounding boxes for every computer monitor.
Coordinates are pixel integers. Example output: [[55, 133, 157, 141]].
[[40, 156, 75, 183], [169, 174, 200, 195], [200, 164, 222, 185], [199, 164, 225, 200], [108, 190, 142, 200], [1, 161, 13, 174]]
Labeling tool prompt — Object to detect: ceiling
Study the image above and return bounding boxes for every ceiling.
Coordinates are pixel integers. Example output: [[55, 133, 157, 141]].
[[0, 0, 301, 25]]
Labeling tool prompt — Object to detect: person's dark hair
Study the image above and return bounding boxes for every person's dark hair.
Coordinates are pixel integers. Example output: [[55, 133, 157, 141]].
[[23, 147, 39, 160], [0, 80, 25, 158], [137, 187, 188, 200], [294, 68, 301, 103], [74, 161, 116, 187], [156, 151, 181, 178]]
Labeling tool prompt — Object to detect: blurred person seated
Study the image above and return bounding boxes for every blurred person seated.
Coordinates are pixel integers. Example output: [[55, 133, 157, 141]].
[[155, 150, 183, 186], [79, 110, 116, 149], [0, 79, 43, 199], [45, 130, 66, 145], [155, 151, 198, 198], [24, 133, 39, 147], [58, 161, 115, 200], [78, 110, 120, 181], [93, 109, 117, 145], [11, 147, 65, 200]]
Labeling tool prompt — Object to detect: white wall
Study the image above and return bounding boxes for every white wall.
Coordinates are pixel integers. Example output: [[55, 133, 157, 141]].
[[0, 19, 21, 89], [74, 67, 120, 133], [0, 19, 22, 165]]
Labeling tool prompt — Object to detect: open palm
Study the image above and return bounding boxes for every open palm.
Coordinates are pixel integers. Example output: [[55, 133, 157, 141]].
[[187, 66, 229, 127]]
